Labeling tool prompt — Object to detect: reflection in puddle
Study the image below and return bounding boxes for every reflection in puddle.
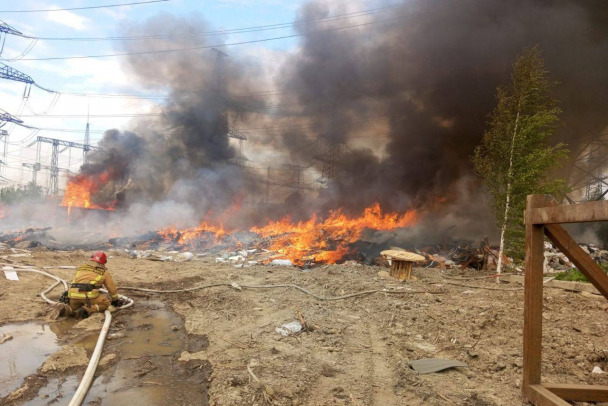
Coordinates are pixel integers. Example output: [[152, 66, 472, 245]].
[[0, 321, 75, 398], [22, 376, 79, 406], [13, 300, 208, 405]]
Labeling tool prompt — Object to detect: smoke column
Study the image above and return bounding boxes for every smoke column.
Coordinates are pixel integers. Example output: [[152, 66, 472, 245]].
[[66, 0, 608, 238]]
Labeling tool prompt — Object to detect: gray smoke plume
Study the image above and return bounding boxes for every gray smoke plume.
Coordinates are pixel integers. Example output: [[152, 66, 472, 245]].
[[62, 1, 608, 239]]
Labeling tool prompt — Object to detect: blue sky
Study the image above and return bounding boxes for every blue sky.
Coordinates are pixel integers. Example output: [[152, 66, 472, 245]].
[[0, 0, 311, 187]]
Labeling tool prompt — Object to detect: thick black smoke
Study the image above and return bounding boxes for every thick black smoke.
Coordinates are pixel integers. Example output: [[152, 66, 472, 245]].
[[77, 1, 608, 236], [273, 0, 608, 218]]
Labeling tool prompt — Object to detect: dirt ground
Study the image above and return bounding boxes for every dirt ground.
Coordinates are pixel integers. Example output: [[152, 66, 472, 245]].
[[1, 247, 608, 405]]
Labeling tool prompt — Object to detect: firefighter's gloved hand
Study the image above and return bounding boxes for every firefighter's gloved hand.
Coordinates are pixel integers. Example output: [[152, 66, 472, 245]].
[[111, 300, 121, 307]]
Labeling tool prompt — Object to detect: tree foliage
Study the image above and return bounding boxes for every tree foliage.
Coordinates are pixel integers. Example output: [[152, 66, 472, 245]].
[[0, 183, 43, 205], [473, 47, 568, 262]]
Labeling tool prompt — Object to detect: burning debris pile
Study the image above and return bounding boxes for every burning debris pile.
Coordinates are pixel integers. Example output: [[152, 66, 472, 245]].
[[61, 173, 117, 214], [3, 0, 608, 272], [119, 203, 420, 265]]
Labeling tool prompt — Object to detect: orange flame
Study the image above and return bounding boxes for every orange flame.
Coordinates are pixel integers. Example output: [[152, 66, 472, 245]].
[[251, 203, 418, 264], [159, 221, 231, 245], [61, 173, 116, 215], [158, 203, 417, 265]]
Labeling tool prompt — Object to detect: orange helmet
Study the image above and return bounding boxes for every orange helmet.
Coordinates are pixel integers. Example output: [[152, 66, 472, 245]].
[[91, 251, 107, 265]]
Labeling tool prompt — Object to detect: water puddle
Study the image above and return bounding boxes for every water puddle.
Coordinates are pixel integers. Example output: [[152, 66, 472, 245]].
[[13, 300, 209, 406], [0, 319, 76, 398]]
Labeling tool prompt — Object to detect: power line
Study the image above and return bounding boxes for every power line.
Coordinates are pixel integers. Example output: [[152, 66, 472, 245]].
[[16, 17, 402, 61], [49, 88, 288, 100], [17, 113, 162, 118], [0, 0, 170, 13], [28, 4, 406, 41]]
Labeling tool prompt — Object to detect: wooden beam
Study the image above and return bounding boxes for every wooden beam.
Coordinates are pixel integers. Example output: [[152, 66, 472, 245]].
[[544, 384, 608, 401], [545, 224, 608, 300], [523, 195, 549, 399], [527, 199, 608, 224], [528, 385, 572, 406]]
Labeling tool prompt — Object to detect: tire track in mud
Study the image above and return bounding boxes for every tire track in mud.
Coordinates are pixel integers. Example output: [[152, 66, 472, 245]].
[[367, 321, 402, 406]]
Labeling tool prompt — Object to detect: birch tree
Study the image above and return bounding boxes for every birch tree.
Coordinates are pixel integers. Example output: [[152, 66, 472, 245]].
[[473, 47, 567, 273]]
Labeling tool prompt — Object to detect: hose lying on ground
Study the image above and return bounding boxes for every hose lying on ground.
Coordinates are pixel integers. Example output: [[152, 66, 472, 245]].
[[5, 265, 133, 406], [121, 282, 439, 300]]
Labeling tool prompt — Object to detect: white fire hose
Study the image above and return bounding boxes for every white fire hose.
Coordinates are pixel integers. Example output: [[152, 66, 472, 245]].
[[2, 264, 133, 406]]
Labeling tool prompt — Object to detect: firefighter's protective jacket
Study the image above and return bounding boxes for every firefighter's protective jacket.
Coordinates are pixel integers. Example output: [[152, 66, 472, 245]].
[[68, 261, 118, 301]]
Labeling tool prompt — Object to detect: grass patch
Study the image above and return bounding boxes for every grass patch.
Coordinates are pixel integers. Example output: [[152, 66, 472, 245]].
[[554, 263, 608, 283]]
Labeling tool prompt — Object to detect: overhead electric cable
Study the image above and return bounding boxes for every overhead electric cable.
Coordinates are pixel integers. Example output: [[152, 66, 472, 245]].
[[53, 88, 289, 99], [29, 4, 406, 41], [0, 0, 170, 13], [16, 17, 402, 61], [17, 113, 163, 118]]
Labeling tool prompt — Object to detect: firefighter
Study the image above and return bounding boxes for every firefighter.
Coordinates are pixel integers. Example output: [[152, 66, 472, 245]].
[[51, 251, 120, 319]]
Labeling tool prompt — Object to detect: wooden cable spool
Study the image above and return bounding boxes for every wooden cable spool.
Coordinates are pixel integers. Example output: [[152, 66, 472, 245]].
[[380, 250, 425, 281]]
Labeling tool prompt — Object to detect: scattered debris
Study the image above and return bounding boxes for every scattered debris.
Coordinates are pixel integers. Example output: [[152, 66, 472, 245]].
[[173, 252, 194, 262], [592, 366, 605, 374], [2, 266, 18, 281], [275, 321, 303, 336], [410, 358, 468, 374], [270, 259, 293, 267], [0, 333, 13, 344], [499, 274, 602, 295]]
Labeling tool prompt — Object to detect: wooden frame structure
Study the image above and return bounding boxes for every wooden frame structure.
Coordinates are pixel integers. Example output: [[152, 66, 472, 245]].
[[524, 195, 608, 405]]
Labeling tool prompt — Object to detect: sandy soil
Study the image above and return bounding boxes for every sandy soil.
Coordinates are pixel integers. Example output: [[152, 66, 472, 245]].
[[1, 248, 608, 405]]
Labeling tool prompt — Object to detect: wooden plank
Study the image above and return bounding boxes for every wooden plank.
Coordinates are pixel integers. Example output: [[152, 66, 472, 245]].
[[499, 274, 601, 295], [528, 385, 572, 406], [528, 199, 608, 224], [545, 224, 608, 300], [544, 384, 608, 401], [523, 195, 549, 399]]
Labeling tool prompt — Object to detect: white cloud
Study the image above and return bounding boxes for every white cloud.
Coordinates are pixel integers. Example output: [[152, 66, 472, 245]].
[[45, 9, 91, 31]]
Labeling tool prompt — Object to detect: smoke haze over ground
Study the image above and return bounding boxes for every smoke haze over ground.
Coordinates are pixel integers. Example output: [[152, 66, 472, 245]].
[[3, 0, 608, 243]]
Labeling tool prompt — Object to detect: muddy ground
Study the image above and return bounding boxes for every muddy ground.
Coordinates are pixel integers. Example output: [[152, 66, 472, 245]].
[[1, 248, 608, 406]]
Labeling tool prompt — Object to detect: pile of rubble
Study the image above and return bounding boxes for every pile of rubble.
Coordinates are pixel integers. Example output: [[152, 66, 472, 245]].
[[543, 241, 608, 273], [2, 227, 607, 274]]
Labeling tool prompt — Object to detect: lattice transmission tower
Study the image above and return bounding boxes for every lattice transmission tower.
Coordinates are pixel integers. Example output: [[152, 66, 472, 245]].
[[211, 48, 248, 166], [314, 107, 346, 188], [27, 136, 102, 195], [567, 125, 608, 202]]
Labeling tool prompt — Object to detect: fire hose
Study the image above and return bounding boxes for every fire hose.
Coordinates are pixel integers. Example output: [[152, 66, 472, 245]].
[[3, 264, 133, 406]]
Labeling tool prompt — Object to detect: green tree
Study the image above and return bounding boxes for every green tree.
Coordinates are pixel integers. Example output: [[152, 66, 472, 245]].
[[473, 46, 568, 273], [0, 182, 43, 204]]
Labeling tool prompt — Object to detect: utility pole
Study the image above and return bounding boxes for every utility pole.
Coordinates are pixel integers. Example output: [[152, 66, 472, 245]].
[[228, 127, 247, 166], [282, 164, 315, 191], [566, 125, 608, 202], [314, 106, 345, 188], [84, 107, 91, 164], [210, 48, 248, 164], [0, 21, 38, 70], [0, 129, 7, 179], [0, 62, 55, 96], [212, 48, 228, 103], [22, 163, 71, 186], [28, 136, 102, 195], [0, 110, 33, 181], [265, 167, 270, 204]]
